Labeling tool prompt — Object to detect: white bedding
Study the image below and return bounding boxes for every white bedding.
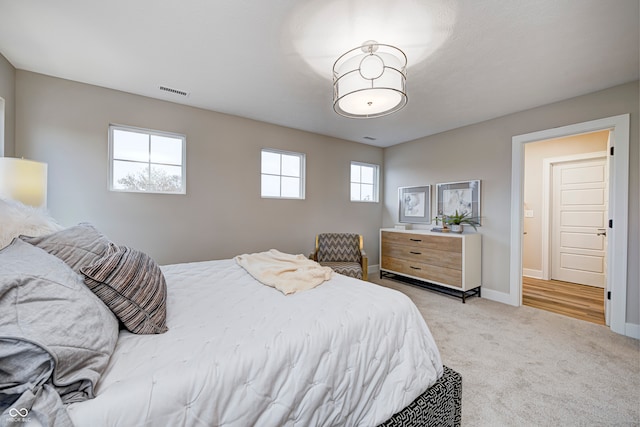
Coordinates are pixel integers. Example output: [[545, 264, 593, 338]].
[[67, 259, 443, 426]]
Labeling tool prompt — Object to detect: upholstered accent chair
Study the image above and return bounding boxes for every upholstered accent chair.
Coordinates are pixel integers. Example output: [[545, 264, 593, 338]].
[[311, 233, 368, 281]]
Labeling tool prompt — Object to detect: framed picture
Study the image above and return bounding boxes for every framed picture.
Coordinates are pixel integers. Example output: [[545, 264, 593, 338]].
[[436, 180, 481, 225], [398, 185, 431, 224]]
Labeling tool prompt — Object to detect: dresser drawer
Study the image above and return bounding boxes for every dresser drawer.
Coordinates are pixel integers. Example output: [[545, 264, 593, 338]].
[[381, 256, 463, 288], [381, 241, 462, 270], [381, 231, 462, 252]]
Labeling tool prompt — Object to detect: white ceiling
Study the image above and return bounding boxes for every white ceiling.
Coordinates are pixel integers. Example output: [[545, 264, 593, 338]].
[[0, 0, 638, 147]]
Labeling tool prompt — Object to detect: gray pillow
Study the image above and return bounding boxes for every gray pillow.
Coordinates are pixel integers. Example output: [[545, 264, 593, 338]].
[[20, 223, 113, 273], [0, 239, 119, 405], [81, 245, 169, 335]]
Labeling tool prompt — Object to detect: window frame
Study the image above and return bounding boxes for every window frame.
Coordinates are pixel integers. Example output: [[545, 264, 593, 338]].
[[108, 124, 186, 195], [260, 148, 306, 200], [350, 161, 380, 203]]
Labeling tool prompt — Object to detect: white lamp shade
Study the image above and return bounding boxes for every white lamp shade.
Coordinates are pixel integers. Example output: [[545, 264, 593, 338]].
[[333, 42, 407, 118], [0, 157, 48, 207]]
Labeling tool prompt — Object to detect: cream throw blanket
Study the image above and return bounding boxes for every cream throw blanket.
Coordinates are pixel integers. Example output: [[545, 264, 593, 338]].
[[235, 249, 334, 295]]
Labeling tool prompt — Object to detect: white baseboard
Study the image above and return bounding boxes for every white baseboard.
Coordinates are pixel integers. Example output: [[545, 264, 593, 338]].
[[481, 288, 517, 306], [523, 268, 543, 279], [368, 264, 379, 275], [625, 322, 640, 340]]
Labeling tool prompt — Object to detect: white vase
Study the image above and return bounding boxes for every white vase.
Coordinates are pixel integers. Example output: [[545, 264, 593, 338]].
[[450, 224, 463, 233]]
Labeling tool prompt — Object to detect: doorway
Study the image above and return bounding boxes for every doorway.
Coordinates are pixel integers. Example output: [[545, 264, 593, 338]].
[[522, 133, 608, 323], [510, 114, 630, 336]]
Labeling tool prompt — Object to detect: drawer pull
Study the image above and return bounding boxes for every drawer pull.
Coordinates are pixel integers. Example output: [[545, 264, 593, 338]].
[[409, 238, 422, 242], [410, 266, 421, 270], [409, 251, 422, 255]]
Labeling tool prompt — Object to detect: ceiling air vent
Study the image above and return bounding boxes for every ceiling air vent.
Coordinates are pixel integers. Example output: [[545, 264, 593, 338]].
[[363, 136, 377, 141], [159, 85, 189, 97]]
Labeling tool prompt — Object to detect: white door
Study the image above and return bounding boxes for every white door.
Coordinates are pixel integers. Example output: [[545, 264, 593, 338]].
[[551, 157, 608, 287]]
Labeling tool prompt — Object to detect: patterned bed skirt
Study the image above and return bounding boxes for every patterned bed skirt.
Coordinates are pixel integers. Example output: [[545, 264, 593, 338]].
[[379, 366, 462, 427]]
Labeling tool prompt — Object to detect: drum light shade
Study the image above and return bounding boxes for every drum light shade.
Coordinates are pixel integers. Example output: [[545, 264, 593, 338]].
[[0, 157, 48, 207], [333, 41, 407, 118]]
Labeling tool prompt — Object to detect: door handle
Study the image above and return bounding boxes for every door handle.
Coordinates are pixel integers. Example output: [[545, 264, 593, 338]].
[[597, 229, 607, 236]]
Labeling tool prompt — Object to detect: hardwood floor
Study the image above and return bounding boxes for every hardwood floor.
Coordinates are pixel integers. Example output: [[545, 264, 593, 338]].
[[522, 277, 605, 325]]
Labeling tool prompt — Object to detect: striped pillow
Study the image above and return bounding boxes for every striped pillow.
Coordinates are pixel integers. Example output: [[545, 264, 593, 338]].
[[81, 245, 168, 334]]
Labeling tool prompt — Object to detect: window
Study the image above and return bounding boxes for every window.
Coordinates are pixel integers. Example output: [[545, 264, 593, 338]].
[[109, 124, 186, 194], [261, 149, 305, 199], [350, 161, 379, 202]]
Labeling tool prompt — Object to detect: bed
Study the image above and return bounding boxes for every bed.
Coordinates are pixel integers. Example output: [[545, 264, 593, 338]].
[[0, 200, 461, 426]]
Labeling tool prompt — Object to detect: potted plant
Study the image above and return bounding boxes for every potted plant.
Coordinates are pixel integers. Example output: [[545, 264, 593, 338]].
[[444, 210, 480, 233]]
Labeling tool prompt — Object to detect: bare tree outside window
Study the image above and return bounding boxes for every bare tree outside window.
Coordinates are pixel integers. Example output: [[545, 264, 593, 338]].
[[117, 168, 182, 192]]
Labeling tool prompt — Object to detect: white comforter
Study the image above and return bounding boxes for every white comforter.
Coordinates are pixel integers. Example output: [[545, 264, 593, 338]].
[[67, 259, 443, 426]]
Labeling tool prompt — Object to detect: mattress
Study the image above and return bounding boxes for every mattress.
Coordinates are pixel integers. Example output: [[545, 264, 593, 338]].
[[67, 258, 443, 426]]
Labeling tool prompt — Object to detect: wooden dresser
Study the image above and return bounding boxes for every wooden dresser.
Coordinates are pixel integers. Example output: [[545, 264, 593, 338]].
[[380, 228, 482, 302]]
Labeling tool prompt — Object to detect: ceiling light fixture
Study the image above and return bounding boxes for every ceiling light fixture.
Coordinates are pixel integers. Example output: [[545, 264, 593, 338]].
[[333, 40, 407, 119]]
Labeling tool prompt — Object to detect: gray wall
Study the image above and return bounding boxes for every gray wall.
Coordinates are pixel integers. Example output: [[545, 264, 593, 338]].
[[0, 53, 15, 156], [10, 68, 640, 326], [15, 71, 384, 266], [383, 81, 639, 325]]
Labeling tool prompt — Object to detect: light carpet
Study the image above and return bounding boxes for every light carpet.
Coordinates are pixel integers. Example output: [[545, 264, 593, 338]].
[[371, 276, 640, 426]]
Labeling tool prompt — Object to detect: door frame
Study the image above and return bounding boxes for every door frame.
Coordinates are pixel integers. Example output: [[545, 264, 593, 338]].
[[541, 151, 608, 281], [510, 114, 629, 336]]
